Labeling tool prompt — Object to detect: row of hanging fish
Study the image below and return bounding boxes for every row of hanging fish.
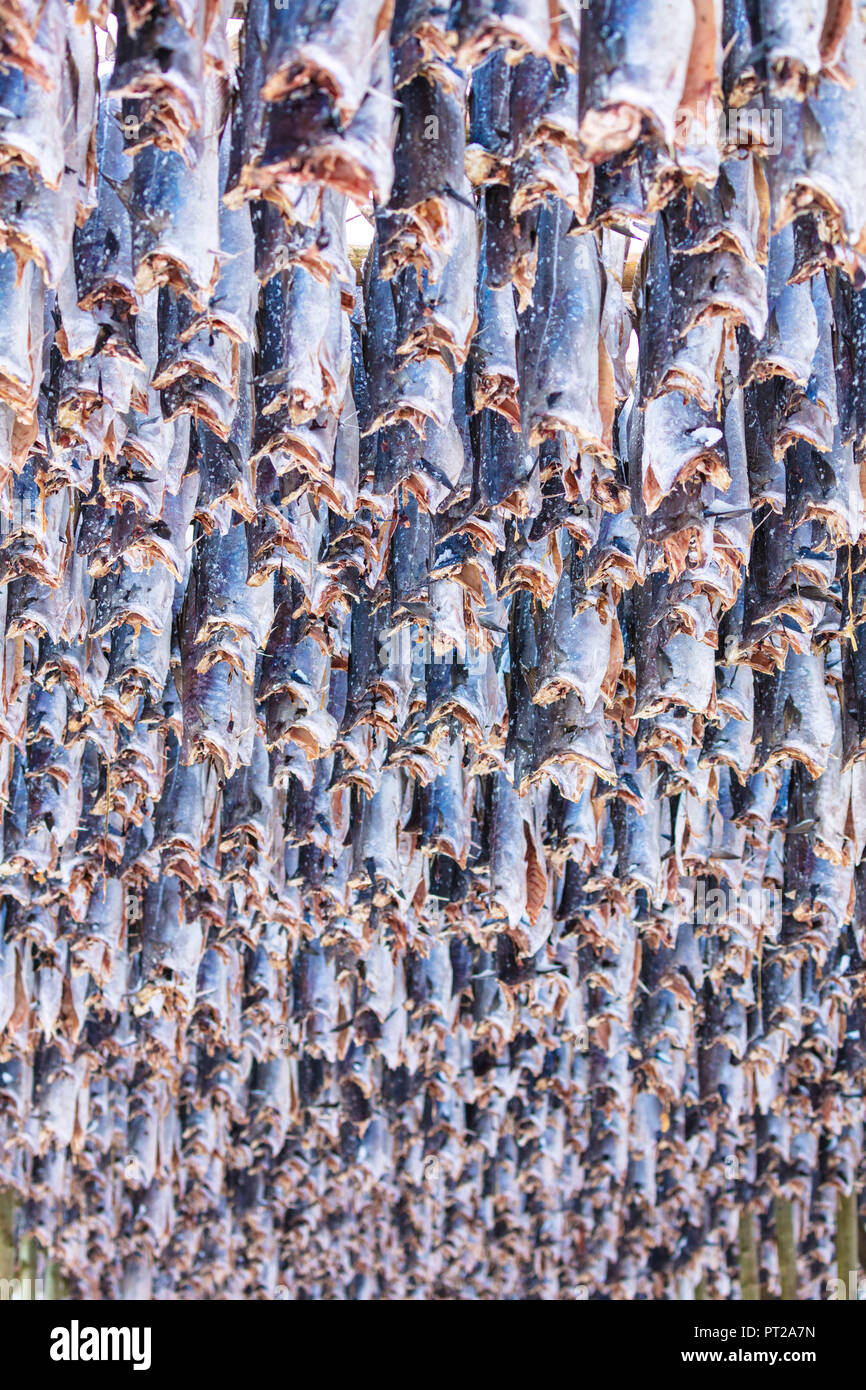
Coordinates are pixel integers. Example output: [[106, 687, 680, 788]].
[[0, 0, 865, 1299]]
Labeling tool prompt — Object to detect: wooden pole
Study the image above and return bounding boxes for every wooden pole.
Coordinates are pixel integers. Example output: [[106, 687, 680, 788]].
[[738, 1209, 761, 1301], [836, 1191, 858, 1294], [0, 1189, 14, 1283], [44, 1258, 68, 1301], [775, 1197, 798, 1301], [18, 1234, 37, 1298]]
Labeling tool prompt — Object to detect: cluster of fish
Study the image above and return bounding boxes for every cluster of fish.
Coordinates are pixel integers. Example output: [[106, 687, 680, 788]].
[[0, 0, 865, 1300]]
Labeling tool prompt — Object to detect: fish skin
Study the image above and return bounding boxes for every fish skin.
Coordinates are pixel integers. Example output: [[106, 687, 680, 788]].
[[578, 0, 696, 161], [518, 199, 607, 455], [261, 0, 393, 125], [109, 0, 205, 159]]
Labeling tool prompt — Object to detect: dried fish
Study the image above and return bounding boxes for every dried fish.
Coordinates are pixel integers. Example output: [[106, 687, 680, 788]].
[[0, 2, 861, 1310]]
